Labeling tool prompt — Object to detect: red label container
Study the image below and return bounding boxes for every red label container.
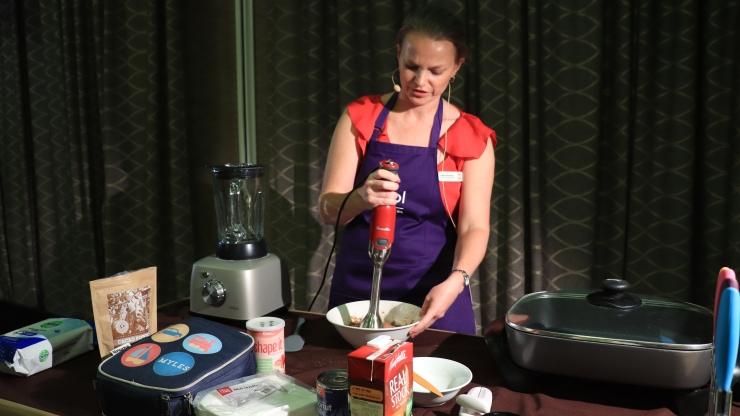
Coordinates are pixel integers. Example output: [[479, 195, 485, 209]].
[[245, 316, 285, 373]]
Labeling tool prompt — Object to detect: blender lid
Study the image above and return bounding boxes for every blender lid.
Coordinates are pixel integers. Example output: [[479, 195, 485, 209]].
[[505, 279, 712, 350], [211, 164, 264, 179]]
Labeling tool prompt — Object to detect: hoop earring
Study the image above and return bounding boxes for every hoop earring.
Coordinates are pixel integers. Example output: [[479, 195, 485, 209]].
[[447, 80, 452, 105], [391, 69, 401, 93], [446, 74, 457, 104]]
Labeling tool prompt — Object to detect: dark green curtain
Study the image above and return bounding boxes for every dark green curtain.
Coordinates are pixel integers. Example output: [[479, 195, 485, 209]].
[[0, 0, 193, 318], [253, 0, 740, 333]]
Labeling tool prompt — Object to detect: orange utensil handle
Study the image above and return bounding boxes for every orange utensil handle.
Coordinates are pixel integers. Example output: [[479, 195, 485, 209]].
[[414, 371, 443, 397]]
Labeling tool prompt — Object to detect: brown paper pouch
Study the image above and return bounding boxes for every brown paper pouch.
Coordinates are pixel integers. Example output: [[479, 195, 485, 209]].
[[89, 267, 157, 357]]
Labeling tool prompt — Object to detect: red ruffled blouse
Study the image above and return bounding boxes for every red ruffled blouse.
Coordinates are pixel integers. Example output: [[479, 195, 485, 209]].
[[347, 95, 496, 220]]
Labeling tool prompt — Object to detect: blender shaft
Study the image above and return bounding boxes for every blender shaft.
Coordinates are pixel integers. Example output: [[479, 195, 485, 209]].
[[360, 249, 390, 328]]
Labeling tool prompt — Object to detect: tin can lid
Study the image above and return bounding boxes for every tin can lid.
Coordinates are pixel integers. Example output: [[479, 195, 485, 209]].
[[246, 316, 286, 331], [317, 369, 348, 389]]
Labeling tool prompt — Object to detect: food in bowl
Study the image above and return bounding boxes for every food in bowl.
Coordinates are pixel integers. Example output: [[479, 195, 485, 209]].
[[347, 315, 414, 328], [326, 300, 421, 348]]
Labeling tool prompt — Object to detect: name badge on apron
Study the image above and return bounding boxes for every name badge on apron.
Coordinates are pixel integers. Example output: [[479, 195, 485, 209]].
[[438, 171, 463, 182]]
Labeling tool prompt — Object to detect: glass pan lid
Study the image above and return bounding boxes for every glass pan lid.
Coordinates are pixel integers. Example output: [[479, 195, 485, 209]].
[[506, 291, 712, 349]]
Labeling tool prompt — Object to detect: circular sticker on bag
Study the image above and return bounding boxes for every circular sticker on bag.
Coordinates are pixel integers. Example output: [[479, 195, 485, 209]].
[[121, 343, 161, 367], [182, 333, 222, 354], [151, 324, 190, 343], [153, 352, 194, 376]]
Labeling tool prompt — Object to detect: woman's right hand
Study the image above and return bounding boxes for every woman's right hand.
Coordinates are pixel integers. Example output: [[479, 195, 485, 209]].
[[355, 168, 401, 209], [319, 110, 402, 225]]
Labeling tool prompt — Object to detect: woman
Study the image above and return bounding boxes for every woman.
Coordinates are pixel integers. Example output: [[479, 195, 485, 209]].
[[318, 5, 496, 336]]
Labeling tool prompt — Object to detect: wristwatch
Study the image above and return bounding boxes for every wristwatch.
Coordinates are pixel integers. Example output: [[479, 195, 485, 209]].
[[452, 269, 470, 286]]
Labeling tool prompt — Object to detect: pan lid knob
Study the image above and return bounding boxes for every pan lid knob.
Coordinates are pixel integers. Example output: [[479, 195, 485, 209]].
[[586, 278, 642, 310]]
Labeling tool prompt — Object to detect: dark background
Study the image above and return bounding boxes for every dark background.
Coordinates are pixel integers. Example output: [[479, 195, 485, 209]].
[[0, 0, 737, 335]]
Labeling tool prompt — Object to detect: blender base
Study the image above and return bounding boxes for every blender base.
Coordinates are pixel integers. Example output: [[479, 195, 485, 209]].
[[189, 253, 285, 320]]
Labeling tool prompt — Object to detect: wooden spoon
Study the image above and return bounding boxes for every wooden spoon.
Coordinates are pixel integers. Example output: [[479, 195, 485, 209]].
[[413, 371, 443, 397]]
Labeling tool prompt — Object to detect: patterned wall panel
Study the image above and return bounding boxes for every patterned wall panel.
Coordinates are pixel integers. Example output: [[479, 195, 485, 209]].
[[250, 0, 740, 337], [253, 0, 331, 311], [0, 0, 40, 307], [250, 0, 740, 334], [0, 1, 192, 318], [699, 0, 740, 301], [528, 1, 604, 292], [592, 0, 632, 293], [476, 1, 529, 324], [5, 0, 737, 327], [95, 1, 193, 305], [625, 1, 697, 298], [23, 1, 100, 316], [253, 0, 406, 312]]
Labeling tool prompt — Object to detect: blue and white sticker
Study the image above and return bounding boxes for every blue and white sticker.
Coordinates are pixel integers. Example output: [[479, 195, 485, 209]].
[[182, 333, 222, 354], [153, 352, 194, 376]]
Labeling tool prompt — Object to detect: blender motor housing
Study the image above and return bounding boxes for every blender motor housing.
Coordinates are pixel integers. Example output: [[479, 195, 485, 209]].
[[190, 253, 282, 320]]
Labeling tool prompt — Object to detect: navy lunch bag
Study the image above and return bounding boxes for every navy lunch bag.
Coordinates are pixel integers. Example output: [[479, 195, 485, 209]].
[[95, 316, 256, 416]]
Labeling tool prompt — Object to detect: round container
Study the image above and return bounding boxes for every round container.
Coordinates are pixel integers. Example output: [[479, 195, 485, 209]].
[[316, 369, 349, 416], [245, 316, 285, 373]]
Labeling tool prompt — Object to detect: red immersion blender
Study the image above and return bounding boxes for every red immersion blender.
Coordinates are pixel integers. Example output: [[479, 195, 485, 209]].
[[360, 159, 399, 328]]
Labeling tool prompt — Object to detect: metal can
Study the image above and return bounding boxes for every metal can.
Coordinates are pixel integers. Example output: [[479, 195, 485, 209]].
[[245, 316, 285, 373], [317, 369, 349, 416]]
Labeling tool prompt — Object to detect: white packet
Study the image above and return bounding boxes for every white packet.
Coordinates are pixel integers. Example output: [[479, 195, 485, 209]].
[[0, 318, 93, 376], [193, 372, 316, 416]]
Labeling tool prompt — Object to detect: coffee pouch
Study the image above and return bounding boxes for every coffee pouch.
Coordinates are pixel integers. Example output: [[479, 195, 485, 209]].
[[90, 267, 157, 357]]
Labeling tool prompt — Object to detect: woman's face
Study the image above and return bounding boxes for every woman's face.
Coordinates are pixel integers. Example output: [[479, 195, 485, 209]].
[[396, 31, 462, 106]]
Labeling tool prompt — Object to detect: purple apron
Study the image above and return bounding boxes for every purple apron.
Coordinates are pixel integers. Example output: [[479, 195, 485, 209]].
[[328, 93, 476, 335]]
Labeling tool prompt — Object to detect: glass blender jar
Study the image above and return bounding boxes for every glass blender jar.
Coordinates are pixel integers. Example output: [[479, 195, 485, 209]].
[[211, 164, 267, 260]]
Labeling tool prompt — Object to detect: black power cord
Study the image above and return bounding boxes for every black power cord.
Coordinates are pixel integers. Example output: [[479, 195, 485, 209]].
[[307, 188, 356, 311]]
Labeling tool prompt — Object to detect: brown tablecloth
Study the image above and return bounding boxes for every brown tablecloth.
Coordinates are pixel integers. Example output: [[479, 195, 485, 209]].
[[0, 301, 733, 416]]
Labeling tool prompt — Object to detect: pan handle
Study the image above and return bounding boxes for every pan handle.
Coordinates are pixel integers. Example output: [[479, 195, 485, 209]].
[[586, 278, 642, 310]]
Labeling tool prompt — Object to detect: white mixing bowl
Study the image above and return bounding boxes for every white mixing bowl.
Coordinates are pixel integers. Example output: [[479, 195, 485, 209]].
[[326, 300, 421, 348], [412, 356, 473, 407]]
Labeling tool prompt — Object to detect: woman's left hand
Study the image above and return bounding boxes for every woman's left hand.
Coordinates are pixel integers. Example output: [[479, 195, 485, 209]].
[[408, 275, 465, 338]]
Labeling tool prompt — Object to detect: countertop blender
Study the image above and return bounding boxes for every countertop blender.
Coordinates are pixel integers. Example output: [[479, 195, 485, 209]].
[[190, 164, 285, 320]]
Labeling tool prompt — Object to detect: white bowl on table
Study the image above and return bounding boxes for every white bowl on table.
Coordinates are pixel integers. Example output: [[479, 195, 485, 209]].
[[412, 356, 473, 407], [325, 300, 421, 348]]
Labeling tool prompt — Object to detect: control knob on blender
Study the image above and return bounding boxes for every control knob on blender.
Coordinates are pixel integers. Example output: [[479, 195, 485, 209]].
[[202, 279, 226, 306]]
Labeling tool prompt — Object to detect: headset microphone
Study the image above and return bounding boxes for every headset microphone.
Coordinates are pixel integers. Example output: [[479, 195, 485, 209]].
[[391, 71, 401, 93]]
